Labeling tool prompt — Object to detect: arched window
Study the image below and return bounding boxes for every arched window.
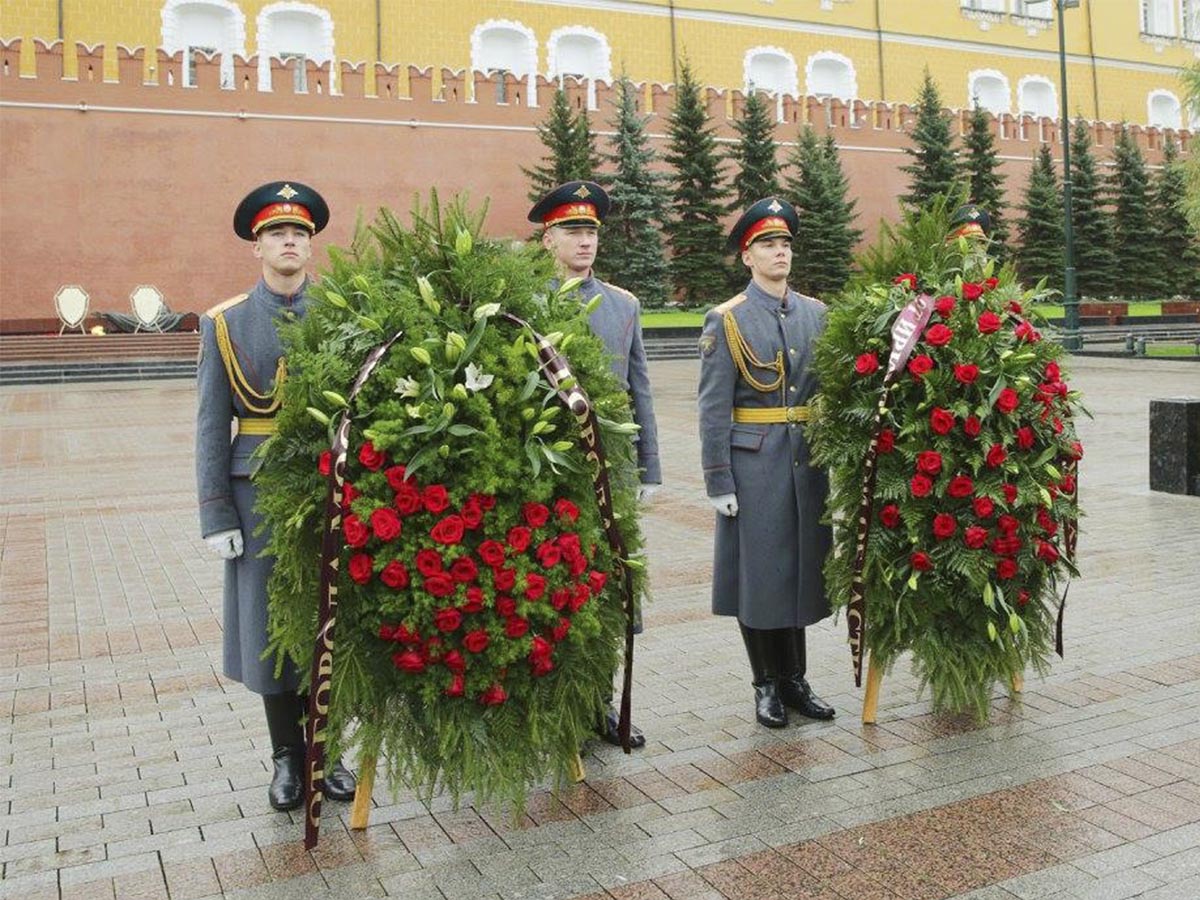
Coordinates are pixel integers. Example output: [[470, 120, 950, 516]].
[[805, 52, 856, 101], [744, 47, 797, 122], [968, 69, 1011, 115], [161, 0, 245, 88], [547, 27, 611, 110], [256, 2, 335, 93], [472, 20, 538, 105], [1017, 75, 1057, 118], [1148, 90, 1183, 129]]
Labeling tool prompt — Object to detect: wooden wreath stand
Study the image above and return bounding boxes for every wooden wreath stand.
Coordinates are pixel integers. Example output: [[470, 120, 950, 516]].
[[347, 750, 588, 829], [859, 653, 1024, 724]]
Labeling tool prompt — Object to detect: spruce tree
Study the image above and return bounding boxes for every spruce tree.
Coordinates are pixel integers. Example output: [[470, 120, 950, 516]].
[[1154, 137, 1200, 299], [1066, 118, 1117, 299], [962, 102, 1009, 258], [1015, 145, 1063, 292], [1109, 125, 1162, 300], [900, 69, 962, 209], [1182, 63, 1200, 233], [522, 89, 593, 203], [663, 59, 730, 308], [728, 89, 781, 210], [594, 77, 671, 308], [570, 108, 601, 182], [785, 127, 861, 298]]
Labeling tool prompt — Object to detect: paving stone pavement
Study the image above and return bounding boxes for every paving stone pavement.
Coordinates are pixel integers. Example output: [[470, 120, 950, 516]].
[[2, 356, 1199, 900]]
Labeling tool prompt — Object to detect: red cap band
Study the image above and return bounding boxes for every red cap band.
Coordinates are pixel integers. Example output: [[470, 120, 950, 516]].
[[251, 202, 315, 234], [543, 201, 600, 228], [740, 216, 790, 251]]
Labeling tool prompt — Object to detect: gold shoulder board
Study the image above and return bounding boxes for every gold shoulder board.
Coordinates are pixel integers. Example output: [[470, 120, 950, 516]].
[[205, 293, 249, 318], [712, 293, 747, 315]]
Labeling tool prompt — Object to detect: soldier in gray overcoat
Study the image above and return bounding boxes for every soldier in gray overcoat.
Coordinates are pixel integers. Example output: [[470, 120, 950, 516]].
[[529, 181, 662, 747], [697, 197, 836, 729], [196, 181, 356, 810]]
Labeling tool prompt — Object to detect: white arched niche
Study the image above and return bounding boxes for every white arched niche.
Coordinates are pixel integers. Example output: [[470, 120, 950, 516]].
[[805, 51, 857, 101], [1147, 90, 1183, 129], [1018, 75, 1057, 118], [161, 0, 245, 87], [547, 26, 611, 110], [968, 69, 1011, 115], [472, 20, 539, 107], [744, 47, 797, 121], [256, 2, 335, 93]]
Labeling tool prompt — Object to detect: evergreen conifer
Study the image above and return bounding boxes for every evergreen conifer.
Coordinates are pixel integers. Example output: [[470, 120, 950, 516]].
[[900, 70, 962, 209], [962, 102, 1009, 257], [663, 59, 730, 307], [1067, 118, 1117, 298], [522, 89, 595, 203], [785, 127, 861, 297], [1154, 137, 1200, 299], [728, 89, 782, 210], [1109, 125, 1162, 299], [1015, 145, 1063, 292]]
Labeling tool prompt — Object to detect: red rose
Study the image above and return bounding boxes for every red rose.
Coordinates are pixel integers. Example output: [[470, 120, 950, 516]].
[[997, 514, 1019, 534], [1001, 483, 1019, 505], [1069, 441, 1084, 460], [530, 654, 554, 677], [480, 684, 507, 706], [855, 353, 880, 376], [1014, 320, 1041, 342], [1016, 426, 1035, 450], [388, 623, 420, 644], [433, 607, 463, 633], [378, 623, 397, 641], [343, 514, 369, 548], [1036, 540, 1060, 564], [460, 500, 483, 530], [976, 311, 1002, 334], [1037, 507, 1058, 536], [463, 629, 489, 653], [1060, 474, 1076, 494], [348, 553, 373, 584], [953, 364, 979, 384], [506, 526, 532, 552], [910, 551, 933, 572], [932, 513, 957, 540], [370, 507, 403, 542], [877, 429, 896, 453], [972, 497, 995, 518], [879, 504, 901, 528], [415, 549, 443, 576], [394, 482, 422, 516], [522, 502, 551, 528], [1017, 590, 1031, 607], [384, 465, 409, 491], [1053, 417, 1064, 435], [449, 556, 478, 583], [444, 673, 465, 697], [422, 484, 450, 513], [494, 596, 517, 617], [925, 324, 954, 347], [342, 483, 359, 508], [588, 570, 608, 595], [1008, 300, 1024, 315], [557, 532, 582, 557], [430, 514, 466, 546], [505, 616, 529, 639], [893, 273, 918, 289], [530, 635, 552, 659], [930, 407, 956, 435], [908, 355, 935, 378], [535, 540, 562, 568], [423, 573, 455, 598], [392, 650, 425, 673], [985, 444, 1008, 468], [461, 586, 485, 613], [358, 441, 386, 471], [995, 387, 1020, 415], [477, 540, 506, 567], [476, 494, 496, 510], [318, 451, 332, 476], [983, 277, 999, 291], [916, 450, 943, 475], [524, 572, 547, 600], [379, 561, 409, 589], [910, 474, 933, 498], [961, 282, 984, 301], [493, 567, 516, 591], [963, 525, 989, 549], [553, 617, 571, 642], [947, 475, 974, 498], [442, 650, 465, 673], [554, 498, 580, 522], [996, 558, 1018, 579], [1045, 361, 1061, 382], [550, 588, 571, 610], [935, 295, 956, 318], [963, 415, 982, 438], [569, 584, 591, 612]]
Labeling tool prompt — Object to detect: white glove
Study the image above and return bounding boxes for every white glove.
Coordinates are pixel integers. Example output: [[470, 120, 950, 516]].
[[637, 483, 661, 503], [709, 493, 739, 517], [205, 529, 244, 560]]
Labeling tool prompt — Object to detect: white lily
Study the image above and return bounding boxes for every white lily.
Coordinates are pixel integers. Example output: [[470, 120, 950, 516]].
[[394, 375, 421, 398], [473, 302, 501, 321], [464, 362, 494, 392], [405, 403, 425, 419]]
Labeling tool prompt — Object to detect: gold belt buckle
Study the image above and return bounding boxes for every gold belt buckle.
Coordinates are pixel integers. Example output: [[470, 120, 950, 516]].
[[786, 406, 799, 423]]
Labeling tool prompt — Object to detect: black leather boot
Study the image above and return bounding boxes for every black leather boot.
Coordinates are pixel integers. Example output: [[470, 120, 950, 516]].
[[296, 693, 358, 802], [778, 628, 835, 720], [263, 691, 305, 811], [597, 702, 646, 748], [740, 624, 788, 728]]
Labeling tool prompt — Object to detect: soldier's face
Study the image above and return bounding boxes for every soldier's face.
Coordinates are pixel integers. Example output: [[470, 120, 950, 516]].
[[254, 224, 313, 277], [742, 235, 792, 281], [543, 225, 598, 276]]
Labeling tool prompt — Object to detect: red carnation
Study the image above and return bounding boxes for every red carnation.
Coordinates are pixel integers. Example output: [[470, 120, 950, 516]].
[[930, 407, 956, 435], [505, 616, 529, 639], [962, 282, 984, 301], [877, 429, 896, 453], [370, 507, 403, 542], [530, 654, 554, 677], [318, 451, 332, 476], [392, 650, 425, 673], [983, 277, 999, 291], [430, 514, 466, 546], [550, 588, 571, 611], [480, 684, 507, 706], [879, 504, 901, 528], [972, 496, 995, 518], [348, 553, 373, 584], [493, 567, 516, 591], [947, 475, 974, 498], [477, 540, 506, 567], [553, 617, 571, 642], [343, 514, 369, 548], [554, 498, 580, 522], [384, 465, 409, 492], [1060, 474, 1076, 494], [442, 649, 465, 673], [893, 273, 918, 289], [963, 525, 989, 549], [916, 450, 943, 475], [1037, 507, 1059, 536], [963, 415, 982, 438], [506, 526, 532, 552], [908, 355, 934, 378], [985, 444, 1008, 468], [997, 514, 1020, 534], [463, 629, 489, 653], [1069, 441, 1084, 460], [569, 584, 591, 612], [1017, 590, 1031, 607], [422, 484, 450, 513], [1036, 540, 1060, 564], [996, 558, 1018, 580], [995, 387, 1020, 415], [524, 572, 547, 600], [530, 635, 552, 659], [423, 573, 455, 598], [449, 556, 478, 583], [953, 364, 979, 384], [444, 673, 465, 697], [358, 441, 386, 471], [415, 549, 443, 576], [522, 502, 551, 528], [910, 474, 934, 498], [394, 481, 422, 515], [910, 551, 933, 572], [1016, 426, 1035, 450], [935, 295, 956, 318], [1001, 483, 1019, 505], [855, 353, 880, 376], [932, 513, 958, 540], [461, 586, 484, 614], [379, 561, 409, 589], [1014, 320, 1041, 342], [588, 570, 608, 595], [433, 607, 463, 633], [925, 323, 954, 347], [1045, 361, 1061, 382], [976, 311, 1002, 334]]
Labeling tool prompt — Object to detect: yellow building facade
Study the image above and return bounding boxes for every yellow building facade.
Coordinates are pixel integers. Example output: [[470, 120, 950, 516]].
[[4, 1, 1196, 128]]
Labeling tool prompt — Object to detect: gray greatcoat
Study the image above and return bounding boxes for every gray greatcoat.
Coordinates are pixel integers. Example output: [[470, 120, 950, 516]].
[[196, 278, 308, 694], [558, 275, 662, 485], [698, 280, 832, 629]]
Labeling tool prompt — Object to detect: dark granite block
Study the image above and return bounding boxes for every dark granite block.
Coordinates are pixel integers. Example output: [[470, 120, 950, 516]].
[[1149, 397, 1200, 495]]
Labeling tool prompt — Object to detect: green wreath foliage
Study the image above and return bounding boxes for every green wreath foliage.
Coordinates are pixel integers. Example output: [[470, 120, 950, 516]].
[[255, 194, 646, 810], [808, 203, 1085, 720]]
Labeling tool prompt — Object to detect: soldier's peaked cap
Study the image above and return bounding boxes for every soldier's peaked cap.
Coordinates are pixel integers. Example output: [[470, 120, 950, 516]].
[[233, 181, 329, 241], [527, 181, 610, 228], [729, 196, 799, 251], [947, 204, 992, 240]]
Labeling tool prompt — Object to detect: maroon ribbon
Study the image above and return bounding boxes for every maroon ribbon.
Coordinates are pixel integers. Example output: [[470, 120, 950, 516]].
[[1056, 457, 1079, 658], [846, 294, 934, 687], [304, 330, 405, 851]]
